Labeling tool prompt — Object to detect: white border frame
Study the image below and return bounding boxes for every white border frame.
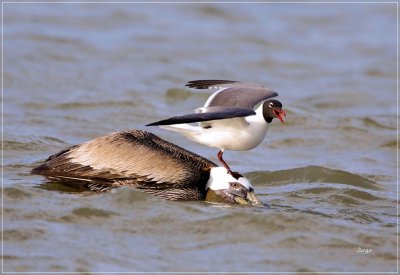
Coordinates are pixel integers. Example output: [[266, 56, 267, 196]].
[[1, 1, 398, 274]]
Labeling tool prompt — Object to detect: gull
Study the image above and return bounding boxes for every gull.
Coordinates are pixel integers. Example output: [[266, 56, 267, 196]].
[[146, 79, 286, 176]]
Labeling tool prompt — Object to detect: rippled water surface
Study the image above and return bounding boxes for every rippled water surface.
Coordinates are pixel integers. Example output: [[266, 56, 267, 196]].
[[3, 2, 397, 273]]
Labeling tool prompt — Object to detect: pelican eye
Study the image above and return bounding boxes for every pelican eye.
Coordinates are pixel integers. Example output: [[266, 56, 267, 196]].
[[230, 182, 241, 189]]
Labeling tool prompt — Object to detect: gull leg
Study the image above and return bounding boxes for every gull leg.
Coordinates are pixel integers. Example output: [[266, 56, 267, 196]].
[[217, 150, 231, 171], [217, 150, 242, 180]]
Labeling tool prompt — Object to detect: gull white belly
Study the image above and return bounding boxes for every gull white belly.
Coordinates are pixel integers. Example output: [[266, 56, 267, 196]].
[[194, 121, 270, 151], [160, 107, 271, 151]]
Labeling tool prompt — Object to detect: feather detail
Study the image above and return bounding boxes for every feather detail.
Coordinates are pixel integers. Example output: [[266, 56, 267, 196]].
[[32, 130, 216, 200]]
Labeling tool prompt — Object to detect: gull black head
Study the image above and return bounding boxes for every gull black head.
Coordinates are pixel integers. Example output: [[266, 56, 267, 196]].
[[262, 99, 286, 124]]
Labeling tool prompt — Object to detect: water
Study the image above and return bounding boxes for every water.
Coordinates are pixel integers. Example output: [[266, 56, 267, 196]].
[[3, 2, 397, 273]]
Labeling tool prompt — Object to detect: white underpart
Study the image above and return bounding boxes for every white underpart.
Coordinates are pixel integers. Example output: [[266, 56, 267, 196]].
[[160, 103, 269, 151], [206, 167, 253, 191]]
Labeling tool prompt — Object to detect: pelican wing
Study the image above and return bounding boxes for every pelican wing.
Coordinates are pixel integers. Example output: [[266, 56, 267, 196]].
[[32, 130, 215, 199], [186, 79, 278, 109], [146, 107, 255, 126]]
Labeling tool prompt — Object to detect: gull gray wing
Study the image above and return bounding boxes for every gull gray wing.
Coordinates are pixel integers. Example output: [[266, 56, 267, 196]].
[[146, 107, 255, 126], [186, 79, 278, 109], [32, 130, 216, 200]]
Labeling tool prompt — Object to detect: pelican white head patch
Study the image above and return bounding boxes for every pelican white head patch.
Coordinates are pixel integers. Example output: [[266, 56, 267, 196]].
[[206, 167, 253, 191]]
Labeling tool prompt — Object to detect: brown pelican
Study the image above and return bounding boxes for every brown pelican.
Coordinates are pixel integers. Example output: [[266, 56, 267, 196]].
[[146, 79, 285, 175], [32, 130, 265, 206]]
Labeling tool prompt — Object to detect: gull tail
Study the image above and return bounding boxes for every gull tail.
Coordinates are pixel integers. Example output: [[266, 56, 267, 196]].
[[154, 124, 202, 144], [159, 124, 198, 135]]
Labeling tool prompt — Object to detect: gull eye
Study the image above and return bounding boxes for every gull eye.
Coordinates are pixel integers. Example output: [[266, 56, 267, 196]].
[[269, 102, 274, 107]]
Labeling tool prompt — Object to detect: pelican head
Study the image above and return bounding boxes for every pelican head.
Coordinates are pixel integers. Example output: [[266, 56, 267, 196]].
[[205, 167, 266, 207]]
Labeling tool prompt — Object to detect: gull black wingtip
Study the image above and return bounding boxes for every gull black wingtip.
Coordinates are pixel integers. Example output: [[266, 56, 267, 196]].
[[146, 119, 176, 126], [146, 108, 256, 127], [145, 121, 160, 126], [146, 117, 184, 126], [185, 79, 237, 89]]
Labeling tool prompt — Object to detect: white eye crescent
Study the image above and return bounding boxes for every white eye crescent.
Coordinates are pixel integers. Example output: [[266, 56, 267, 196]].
[[269, 102, 274, 107]]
